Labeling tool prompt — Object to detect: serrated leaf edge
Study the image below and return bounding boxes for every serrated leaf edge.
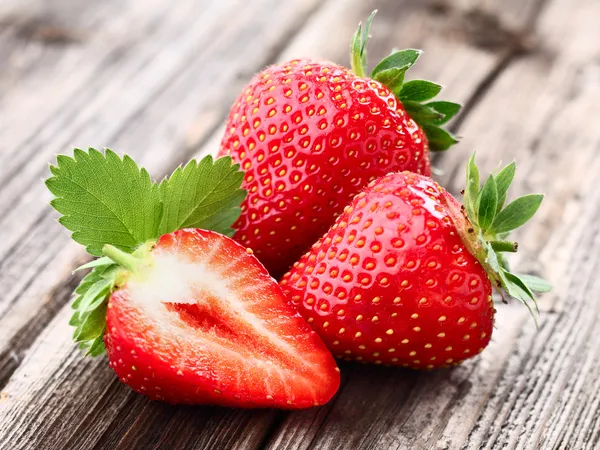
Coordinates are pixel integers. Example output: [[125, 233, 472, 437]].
[[48, 149, 248, 357], [348, 12, 461, 152]]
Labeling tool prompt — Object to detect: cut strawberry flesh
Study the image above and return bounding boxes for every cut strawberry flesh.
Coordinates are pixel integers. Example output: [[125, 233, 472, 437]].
[[163, 302, 240, 341], [104, 229, 339, 408]]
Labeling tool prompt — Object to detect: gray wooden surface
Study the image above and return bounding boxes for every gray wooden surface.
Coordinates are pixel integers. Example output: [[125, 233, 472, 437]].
[[0, 0, 598, 448]]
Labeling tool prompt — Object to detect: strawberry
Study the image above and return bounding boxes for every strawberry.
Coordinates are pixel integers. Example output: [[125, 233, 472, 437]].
[[46, 149, 339, 407], [218, 11, 461, 277], [104, 229, 339, 407], [280, 156, 550, 369]]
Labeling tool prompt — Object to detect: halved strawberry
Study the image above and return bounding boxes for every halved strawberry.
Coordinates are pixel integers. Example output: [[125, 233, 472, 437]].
[[103, 228, 340, 408]]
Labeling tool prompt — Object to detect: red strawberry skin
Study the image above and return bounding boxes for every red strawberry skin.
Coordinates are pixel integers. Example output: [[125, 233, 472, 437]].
[[280, 173, 494, 369], [104, 229, 340, 408], [218, 59, 430, 277]]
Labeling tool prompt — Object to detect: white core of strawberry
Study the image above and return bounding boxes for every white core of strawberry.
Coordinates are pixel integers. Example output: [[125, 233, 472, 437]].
[[125, 246, 300, 364]]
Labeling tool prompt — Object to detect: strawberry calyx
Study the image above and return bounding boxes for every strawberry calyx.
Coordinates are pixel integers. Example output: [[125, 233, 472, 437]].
[[68, 241, 156, 357], [103, 242, 155, 283], [350, 11, 461, 151], [444, 154, 551, 321], [47, 149, 247, 357]]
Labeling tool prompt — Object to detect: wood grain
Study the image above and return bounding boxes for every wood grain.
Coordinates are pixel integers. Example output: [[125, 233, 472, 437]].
[[1, 0, 599, 448]]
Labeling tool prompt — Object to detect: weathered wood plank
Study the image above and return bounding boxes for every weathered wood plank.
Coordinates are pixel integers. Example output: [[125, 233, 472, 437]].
[[0, 0, 192, 155]]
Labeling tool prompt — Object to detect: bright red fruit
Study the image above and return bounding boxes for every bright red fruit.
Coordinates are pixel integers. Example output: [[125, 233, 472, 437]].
[[104, 228, 340, 407], [280, 161, 546, 369], [218, 13, 460, 277]]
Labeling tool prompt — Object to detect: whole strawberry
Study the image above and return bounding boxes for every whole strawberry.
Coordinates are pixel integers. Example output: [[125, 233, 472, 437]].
[[218, 12, 461, 277], [280, 156, 550, 368]]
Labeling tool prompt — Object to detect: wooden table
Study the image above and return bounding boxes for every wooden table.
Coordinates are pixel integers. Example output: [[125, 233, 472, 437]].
[[0, 0, 598, 448]]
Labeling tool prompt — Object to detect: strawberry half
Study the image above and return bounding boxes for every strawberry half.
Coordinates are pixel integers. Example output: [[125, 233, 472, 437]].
[[218, 12, 461, 277], [281, 157, 549, 369], [46, 150, 338, 407], [103, 229, 340, 407]]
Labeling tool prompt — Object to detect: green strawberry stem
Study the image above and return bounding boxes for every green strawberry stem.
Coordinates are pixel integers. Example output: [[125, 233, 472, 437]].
[[446, 154, 550, 319], [103, 241, 156, 286], [349, 11, 461, 151], [103, 244, 143, 273], [490, 240, 518, 253]]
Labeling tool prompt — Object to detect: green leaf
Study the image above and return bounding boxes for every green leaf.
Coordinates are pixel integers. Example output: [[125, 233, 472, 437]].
[[69, 312, 80, 327], [399, 80, 442, 102], [158, 155, 246, 237], [350, 10, 377, 77], [497, 252, 510, 271], [350, 27, 363, 76], [72, 266, 108, 309], [199, 206, 243, 238], [47, 149, 246, 261], [74, 264, 117, 296], [69, 264, 118, 357], [464, 154, 480, 223], [367, 46, 460, 151], [490, 194, 544, 234], [403, 102, 444, 123], [361, 11, 376, 66], [73, 256, 114, 272], [476, 175, 498, 232], [502, 271, 534, 300], [490, 240, 518, 253], [494, 161, 516, 213], [426, 101, 461, 125], [75, 301, 108, 342], [421, 125, 458, 152], [517, 274, 552, 293], [46, 148, 162, 256], [86, 334, 106, 357], [76, 279, 111, 313], [372, 67, 406, 93], [498, 270, 538, 321], [371, 49, 422, 78], [483, 241, 501, 273]]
